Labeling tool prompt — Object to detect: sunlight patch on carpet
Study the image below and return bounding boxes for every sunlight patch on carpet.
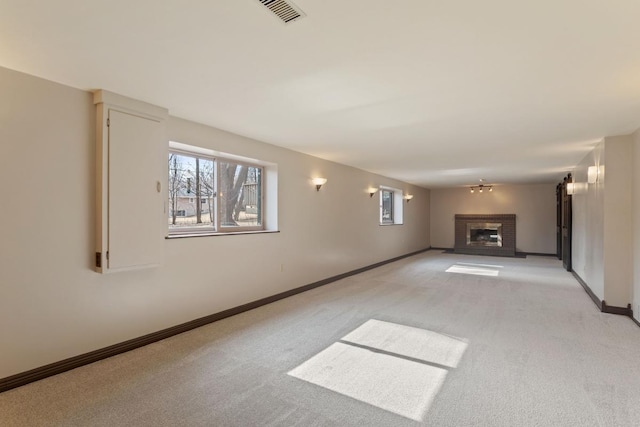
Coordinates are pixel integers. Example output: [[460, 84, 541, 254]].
[[446, 263, 500, 276], [341, 319, 467, 368], [288, 320, 468, 421], [456, 262, 503, 269]]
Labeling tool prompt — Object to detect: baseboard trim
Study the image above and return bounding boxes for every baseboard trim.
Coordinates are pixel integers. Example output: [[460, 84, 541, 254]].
[[602, 302, 633, 317], [431, 248, 555, 259], [571, 271, 636, 322], [431, 248, 556, 258], [522, 252, 557, 257], [0, 247, 430, 394], [571, 271, 603, 310]]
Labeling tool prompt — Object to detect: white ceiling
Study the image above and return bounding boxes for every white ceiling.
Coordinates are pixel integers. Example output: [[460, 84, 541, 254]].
[[2, 0, 640, 188]]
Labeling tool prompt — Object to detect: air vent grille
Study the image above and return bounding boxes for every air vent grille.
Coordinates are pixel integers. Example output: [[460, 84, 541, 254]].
[[258, 0, 306, 24]]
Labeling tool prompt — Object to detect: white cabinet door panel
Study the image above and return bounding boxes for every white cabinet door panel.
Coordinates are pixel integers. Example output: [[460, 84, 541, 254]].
[[107, 109, 164, 271]]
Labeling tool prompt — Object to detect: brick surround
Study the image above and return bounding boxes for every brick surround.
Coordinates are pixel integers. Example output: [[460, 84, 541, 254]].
[[454, 214, 516, 257]]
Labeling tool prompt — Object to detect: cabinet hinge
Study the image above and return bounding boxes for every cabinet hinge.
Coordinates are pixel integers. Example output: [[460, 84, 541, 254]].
[[107, 118, 110, 127], [106, 251, 110, 261]]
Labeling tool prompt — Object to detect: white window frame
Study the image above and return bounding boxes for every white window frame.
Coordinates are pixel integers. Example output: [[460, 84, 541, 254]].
[[168, 141, 278, 236]]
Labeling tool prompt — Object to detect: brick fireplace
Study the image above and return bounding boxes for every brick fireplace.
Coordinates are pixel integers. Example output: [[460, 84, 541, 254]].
[[454, 214, 516, 257]]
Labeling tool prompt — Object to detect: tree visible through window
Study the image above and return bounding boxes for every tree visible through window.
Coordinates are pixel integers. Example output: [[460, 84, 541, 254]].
[[168, 151, 263, 233], [219, 160, 262, 229]]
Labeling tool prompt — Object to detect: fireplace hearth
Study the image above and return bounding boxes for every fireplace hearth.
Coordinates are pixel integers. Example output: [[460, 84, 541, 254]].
[[455, 214, 516, 256]]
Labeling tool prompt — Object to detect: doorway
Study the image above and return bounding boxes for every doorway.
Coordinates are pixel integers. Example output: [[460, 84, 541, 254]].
[[556, 183, 562, 260], [560, 174, 572, 271]]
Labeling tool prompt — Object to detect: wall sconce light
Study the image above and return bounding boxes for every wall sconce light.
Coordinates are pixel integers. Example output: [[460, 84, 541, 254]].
[[587, 165, 604, 184], [404, 194, 414, 203], [566, 182, 575, 195], [312, 177, 327, 191], [368, 187, 378, 198], [470, 184, 492, 193]]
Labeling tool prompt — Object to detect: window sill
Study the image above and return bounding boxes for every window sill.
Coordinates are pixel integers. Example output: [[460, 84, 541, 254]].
[[166, 230, 280, 239], [379, 223, 404, 226]]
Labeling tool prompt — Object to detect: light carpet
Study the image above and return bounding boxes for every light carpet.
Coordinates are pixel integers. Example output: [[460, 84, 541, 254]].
[[1, 252, 640, 426]]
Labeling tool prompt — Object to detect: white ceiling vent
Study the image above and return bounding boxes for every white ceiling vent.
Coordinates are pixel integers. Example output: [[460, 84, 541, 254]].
[[257, 0, 306, 24]]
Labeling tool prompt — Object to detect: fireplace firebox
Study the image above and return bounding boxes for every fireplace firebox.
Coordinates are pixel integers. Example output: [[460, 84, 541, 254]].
[[454, 214, 515, 256], [467, 223, 502, 247]]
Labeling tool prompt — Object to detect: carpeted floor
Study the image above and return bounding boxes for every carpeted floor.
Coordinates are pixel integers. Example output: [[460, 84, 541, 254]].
[[1, 252, 640, 426]]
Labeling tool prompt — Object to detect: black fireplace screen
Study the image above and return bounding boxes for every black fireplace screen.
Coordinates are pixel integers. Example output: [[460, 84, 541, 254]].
[[466, 223, 502, 247]]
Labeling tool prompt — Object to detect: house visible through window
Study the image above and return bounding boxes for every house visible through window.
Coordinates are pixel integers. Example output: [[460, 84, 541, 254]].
[[168, 149, 264, 234]]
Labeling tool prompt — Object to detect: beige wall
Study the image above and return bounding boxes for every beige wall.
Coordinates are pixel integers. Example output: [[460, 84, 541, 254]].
[[572, 136, 635, 308], [0, 67, 430, 378], [572, 141, 605, 300], [429, 184, 556, 254], [602, 136, 633, 307], [633, 130, 640, 321]]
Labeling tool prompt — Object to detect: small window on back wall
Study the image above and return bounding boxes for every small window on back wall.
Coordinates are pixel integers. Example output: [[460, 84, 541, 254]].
[[381, 189, 394, 224], [379, 186, 404, 225]]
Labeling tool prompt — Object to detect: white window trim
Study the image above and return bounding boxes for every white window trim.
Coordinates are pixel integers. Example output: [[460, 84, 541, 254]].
[[168, 141, 278, 236]]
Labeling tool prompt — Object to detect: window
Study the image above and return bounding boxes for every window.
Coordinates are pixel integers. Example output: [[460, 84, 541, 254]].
[[379, 186, 404, 225], [219, 159, 262, 229], [168, 146, 267, 235], [381, 190, 394, 224]]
